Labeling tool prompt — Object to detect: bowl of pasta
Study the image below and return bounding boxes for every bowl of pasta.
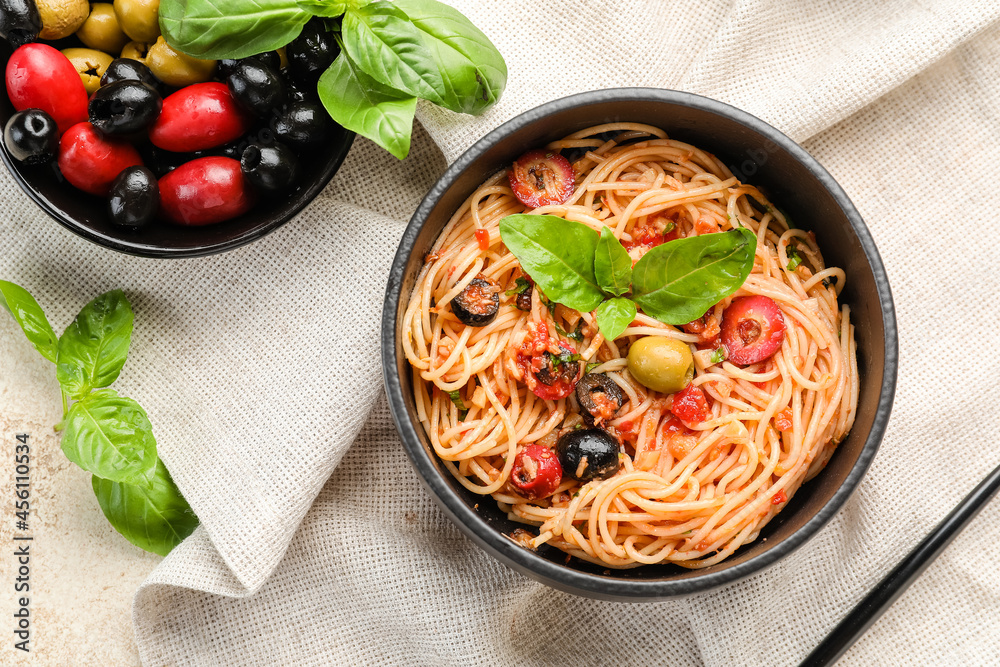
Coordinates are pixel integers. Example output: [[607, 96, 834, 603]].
[[382, 89, 897, 600]]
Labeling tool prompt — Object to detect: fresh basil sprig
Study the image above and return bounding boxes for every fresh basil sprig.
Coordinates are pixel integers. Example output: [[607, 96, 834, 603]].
[[0, 281, 197, 556], [497, 215, 757, 341], [159, 0, 507, 159]]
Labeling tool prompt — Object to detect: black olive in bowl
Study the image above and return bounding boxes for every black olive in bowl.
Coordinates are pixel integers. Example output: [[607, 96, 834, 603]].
[[100, 58, 160, 91], [107, 165, 158, 228], [227, 60, 286, 117], [274, 101, 333, 148], [381, 89, 897, 601], [0, 41, 355, 258], [4, 109, 58, 165], [241, 142, 299, 193], [285, 19, 338, 84], [89, 81, 161, 136]]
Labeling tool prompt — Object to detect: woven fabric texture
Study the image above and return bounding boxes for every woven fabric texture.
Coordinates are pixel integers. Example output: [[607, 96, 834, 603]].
[[1, 1, 999, 665]]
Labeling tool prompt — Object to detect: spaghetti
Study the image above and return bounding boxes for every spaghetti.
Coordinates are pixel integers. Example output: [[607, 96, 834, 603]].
[[402, 123, 859, 568]]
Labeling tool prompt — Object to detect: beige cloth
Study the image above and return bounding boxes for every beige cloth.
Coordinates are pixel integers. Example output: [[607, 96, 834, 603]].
[[2, 0, 999, 664]]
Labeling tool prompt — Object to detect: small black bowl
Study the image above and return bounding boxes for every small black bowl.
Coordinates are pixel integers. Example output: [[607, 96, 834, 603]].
[[382, 89, 898, 601], [0, 41, 354, 258]]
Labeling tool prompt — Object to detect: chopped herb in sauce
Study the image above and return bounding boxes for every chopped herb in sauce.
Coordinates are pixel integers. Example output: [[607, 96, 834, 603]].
[[447, 390, 468, 419], [786, 245, 803, 271]]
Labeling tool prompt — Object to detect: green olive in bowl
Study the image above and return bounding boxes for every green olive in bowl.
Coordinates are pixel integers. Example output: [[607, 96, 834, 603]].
[[626, 336, 694, 395], [120, 40, 150, 61], [77, 3, 129, 54], [61, 47, 115, 94], [113, 0, 159, 42], [145, 36, 216, 87]]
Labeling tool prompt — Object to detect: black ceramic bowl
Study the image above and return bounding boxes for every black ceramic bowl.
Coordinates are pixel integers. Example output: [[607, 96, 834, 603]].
[[382, 89, 897, 601], [0, 42, 354, 258]]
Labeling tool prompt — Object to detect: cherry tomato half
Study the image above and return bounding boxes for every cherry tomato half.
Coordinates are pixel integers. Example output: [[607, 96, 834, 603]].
[[6, 44, 88, 135], [720, 295, 786, 366], [670, 384, 709, 424], [510, 444, 562, 500], [149, 82, 253, 153], [509, 150, 575, 208]]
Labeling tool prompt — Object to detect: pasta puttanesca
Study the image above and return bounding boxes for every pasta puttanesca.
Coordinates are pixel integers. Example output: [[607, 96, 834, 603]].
[[402, 123, 859, 568]]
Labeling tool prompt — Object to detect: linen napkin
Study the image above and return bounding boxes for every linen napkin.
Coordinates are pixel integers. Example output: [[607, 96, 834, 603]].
[[3, 1, 999, 664]]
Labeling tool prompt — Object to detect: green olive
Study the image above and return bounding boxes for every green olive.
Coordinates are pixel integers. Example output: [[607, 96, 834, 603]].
[[36, 0, 89, 40], [145, 36, 216, 87], [77, 3, 129, 54], [113, 0, 159, 43], [626, 336, 694, 395], [61, 48, 114, 94], [120, 40, 151, 61]]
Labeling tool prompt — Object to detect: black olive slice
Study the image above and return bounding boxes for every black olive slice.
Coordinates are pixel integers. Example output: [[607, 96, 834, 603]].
[[451, 278, 500, 327], [556, 428, 620, 481], [575, 373, 624, 426], [535, 349, 582, 387]]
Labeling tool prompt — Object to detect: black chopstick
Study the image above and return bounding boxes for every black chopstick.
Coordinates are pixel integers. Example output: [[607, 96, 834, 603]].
[[799, 460, 1000, 666]]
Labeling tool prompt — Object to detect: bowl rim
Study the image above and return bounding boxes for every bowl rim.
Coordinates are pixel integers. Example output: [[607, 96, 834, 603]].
[[0, 121, 356, 258], [381, 87, 898, 600]]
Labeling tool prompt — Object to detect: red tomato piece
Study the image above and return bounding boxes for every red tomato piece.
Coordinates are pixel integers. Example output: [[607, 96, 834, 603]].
[[772, 489, 787, 505], [670, 384, 709, 424], [660, 416, 690, 438], [509, 150, 575, 208], [510, 444, 562, 500], [57, 123, 142, 196], [475, 228, 490, 252], [622, 212, 681, 254], [149, 82, 253, 153], [515, 323, 581, 400], [720, 295, 786, 366], [158, 157, 254, 226], [774, 409, 793, 432], [6, 44, 88, 135]]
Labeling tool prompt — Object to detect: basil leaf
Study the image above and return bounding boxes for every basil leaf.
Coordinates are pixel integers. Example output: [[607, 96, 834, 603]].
[[159, 0, 311, 60], [56, 290, 133, 398], [62, 389, 158, 485], [710, 347, 726, 364], [342, 1, 449, 106], [594, 227, 632, 297], [595, 297, 637, 342], [92, 458, 198, 556], [391, 0, 506, 115], [632, 228, 756, 325], [318, 54, 417, 159], [0, 280, 58, 363], [296, 0, 351, 17], [498, 215, 604, 313]]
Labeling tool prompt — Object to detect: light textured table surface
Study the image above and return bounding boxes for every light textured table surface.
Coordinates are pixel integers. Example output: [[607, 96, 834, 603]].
[[3, 0, 1000, 665]]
